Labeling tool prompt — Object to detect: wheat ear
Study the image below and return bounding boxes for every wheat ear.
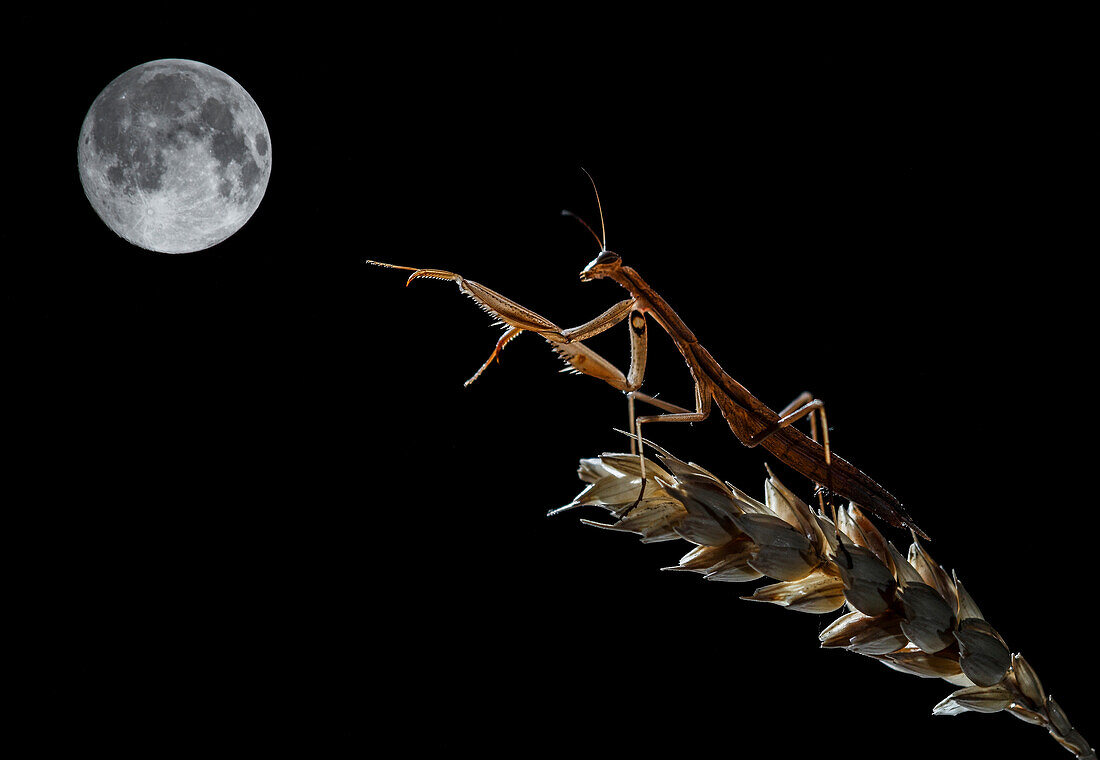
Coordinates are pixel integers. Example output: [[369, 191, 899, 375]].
[[550, 439, 1093, 759]]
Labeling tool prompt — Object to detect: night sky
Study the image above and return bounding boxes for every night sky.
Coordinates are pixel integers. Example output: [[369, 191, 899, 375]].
[[19, 14, 1094, 757]]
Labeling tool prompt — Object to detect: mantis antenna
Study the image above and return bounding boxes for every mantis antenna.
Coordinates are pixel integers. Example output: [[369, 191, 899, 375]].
[[561, 167, 609, 252], [580, 167, 607, 249], [561, 209, 604, 250]]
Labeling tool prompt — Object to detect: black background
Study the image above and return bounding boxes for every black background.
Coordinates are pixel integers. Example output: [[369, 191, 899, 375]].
[[18, 11, 1094, 757]]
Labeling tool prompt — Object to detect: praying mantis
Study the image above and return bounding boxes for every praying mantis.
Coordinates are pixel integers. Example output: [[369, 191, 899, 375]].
[[368, 175, 926, 540]]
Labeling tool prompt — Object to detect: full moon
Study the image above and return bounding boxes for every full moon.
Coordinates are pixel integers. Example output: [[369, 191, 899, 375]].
[[78, 59, 272, 253]]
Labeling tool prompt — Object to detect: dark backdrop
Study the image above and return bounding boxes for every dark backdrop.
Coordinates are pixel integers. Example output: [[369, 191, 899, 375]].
[[19, 13, 1093, 758]]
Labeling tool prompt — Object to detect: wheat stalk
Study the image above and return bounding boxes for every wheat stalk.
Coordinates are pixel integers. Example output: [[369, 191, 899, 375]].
[[550, 438, 1094, 759]]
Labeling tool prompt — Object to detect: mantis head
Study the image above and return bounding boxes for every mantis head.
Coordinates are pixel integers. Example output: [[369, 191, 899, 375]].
[[579, 250, 622, 282], [567, 168, 624, 284]]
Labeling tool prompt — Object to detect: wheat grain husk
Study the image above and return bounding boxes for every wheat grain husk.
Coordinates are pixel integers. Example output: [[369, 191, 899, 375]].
[[560, 444, 1094, 758]]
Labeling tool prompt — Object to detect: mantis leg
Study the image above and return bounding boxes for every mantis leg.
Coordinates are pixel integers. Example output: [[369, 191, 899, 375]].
[[552, 306, 647, 392], [370, 261, 644, 390], [630, 391, 691, 415], [747, 393, 831, 465], [464, 327, 525, 386], [748, 392, 833, 514], [626, 392, 692, 453], [633, 381, 713, 456], [619, 383, 714, 515], [560, 299, 636, 342]]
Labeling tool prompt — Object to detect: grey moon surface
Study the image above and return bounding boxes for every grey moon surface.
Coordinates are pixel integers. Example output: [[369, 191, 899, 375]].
[[77, 59, 271, 254]]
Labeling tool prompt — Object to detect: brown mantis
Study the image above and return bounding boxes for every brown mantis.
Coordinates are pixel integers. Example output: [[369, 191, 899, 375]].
[[367, 176, 926, 540]]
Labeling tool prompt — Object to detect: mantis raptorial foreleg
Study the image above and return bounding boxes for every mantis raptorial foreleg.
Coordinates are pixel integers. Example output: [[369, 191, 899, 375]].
[[560, 299, 636, 342], [467, 327, 525, 386], [552, 305, 648, 394], [365, 260, 647, 392]]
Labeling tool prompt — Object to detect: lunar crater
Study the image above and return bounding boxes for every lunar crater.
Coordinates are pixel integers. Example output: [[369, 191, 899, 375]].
[[78, 59, 271, 253]]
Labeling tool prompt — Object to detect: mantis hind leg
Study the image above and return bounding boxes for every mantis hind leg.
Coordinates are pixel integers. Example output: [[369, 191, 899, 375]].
[[748, 392, 831, 464], [751, 391, 835, 516]]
